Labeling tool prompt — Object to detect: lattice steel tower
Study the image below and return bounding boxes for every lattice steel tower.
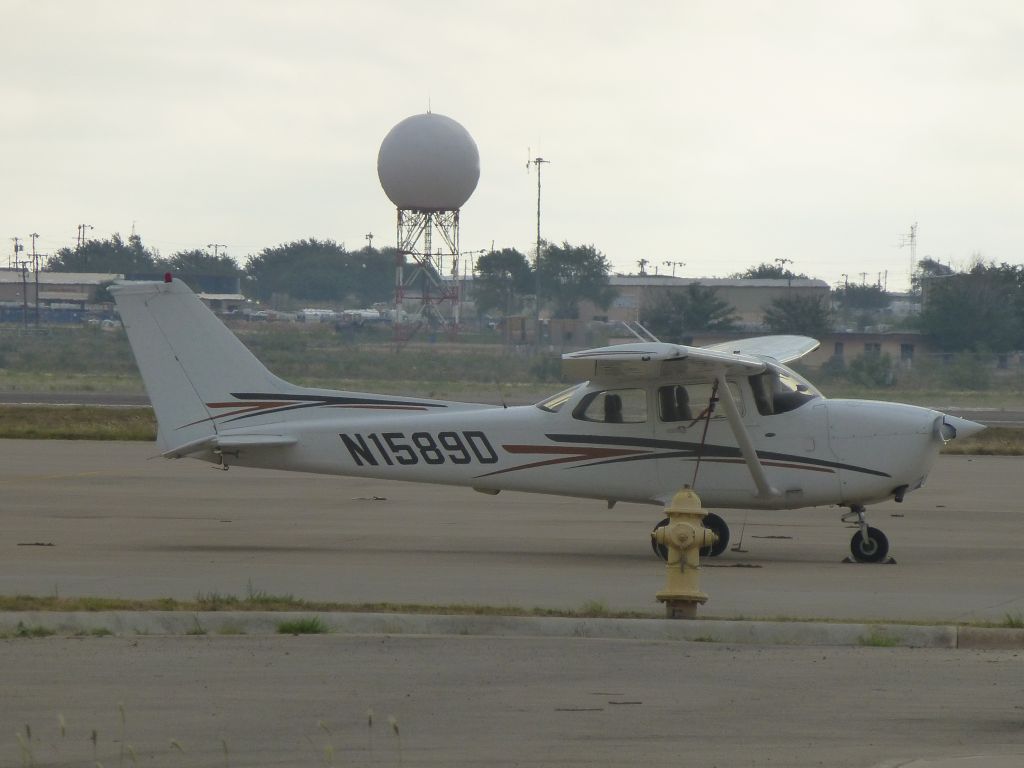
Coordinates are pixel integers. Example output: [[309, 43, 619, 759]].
[[378, 113, 480, 341]]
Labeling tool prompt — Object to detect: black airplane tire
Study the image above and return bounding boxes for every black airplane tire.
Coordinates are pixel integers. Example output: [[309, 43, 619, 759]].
[[850, 526, 889, 563], [701, 512, 730, 558], [650, 517, 669, 561]]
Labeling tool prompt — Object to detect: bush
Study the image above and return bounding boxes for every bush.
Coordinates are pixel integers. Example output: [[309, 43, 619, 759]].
[[846, 353, 895, 387]]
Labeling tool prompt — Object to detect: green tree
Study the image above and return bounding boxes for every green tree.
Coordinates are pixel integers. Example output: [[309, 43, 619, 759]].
[[244, 239, 396, 305], [763, 294, 833, 337], [47, 233, 158, 273], [641, 283, 738, 342], [473, 248, 532, 316], [917, 263, 1024, 352], [161, 249, 242, 277], [733, 262, 809, 280], [537, 241, 615, 319], [833, 284, 890, 311], [910, 257, 954, 296], [351, 246, 398, 306]]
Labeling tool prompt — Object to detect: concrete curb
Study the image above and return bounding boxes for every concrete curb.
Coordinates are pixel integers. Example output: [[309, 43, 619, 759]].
[[2, 611, 1022, 648]]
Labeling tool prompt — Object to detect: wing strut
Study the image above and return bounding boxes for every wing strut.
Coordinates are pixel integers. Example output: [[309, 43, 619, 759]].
[[714, 371, 781, 500], [689, 380, 718, 488]]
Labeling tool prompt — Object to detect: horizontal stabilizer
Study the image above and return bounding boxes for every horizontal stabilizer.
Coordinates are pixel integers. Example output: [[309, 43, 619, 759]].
[[162, 433, 298, 459]]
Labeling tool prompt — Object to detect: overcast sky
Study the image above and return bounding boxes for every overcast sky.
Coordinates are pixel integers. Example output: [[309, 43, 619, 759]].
[[4, 0, 1023, 291]]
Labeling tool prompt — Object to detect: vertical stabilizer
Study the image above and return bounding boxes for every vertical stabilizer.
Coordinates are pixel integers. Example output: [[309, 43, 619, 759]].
[[111, 279, 289, 452]]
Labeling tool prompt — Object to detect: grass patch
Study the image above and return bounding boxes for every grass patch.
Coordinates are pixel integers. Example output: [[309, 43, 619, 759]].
[[0, 592, 658, 619], [1001, 612, 1024, 629], [0, 405, 156, 441], [940, 426, 1024, 455], [186, 615, 207, 635], [277, 616, 328, 635], [5, 621, 57, 638], [858, 629, 900, 647], [5, 592, 1024, 629], [72, 627, 113, 637], [578, 599, 611, 617]]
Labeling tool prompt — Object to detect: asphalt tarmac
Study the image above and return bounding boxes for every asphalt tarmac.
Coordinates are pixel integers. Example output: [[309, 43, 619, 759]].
[[1, 440, 1022, 622], [2, 440, 1024, 767], [3, 635, 1023, 767]]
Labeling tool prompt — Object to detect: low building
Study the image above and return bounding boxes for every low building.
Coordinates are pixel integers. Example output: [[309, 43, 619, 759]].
[[577, 276, 831, 328], [0, 269, 122, 310], [684, 329, 928, 370]]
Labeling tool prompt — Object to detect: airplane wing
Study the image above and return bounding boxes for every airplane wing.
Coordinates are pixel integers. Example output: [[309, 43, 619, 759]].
[[702, 335, 820, 364], [562, 342, 766, 384]]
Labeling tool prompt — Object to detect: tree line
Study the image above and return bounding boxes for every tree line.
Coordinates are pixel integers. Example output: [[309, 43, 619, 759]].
[[44, 235, 1024, 352], [46, 234, 620, 316]]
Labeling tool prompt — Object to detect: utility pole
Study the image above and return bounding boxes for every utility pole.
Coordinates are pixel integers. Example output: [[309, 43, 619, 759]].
[[527, 154, 550, 339], [663, 260, 685, 277], [77, 224, 93, 248], [775, 257, 793, 287], [14, 258, 29, 327], [30, 233, 40, 326], [10, 236, 23, 269], [207, 243, 227, 258]]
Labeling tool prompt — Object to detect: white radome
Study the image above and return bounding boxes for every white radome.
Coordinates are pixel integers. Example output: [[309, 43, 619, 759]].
[[377, 113, 480, 211]]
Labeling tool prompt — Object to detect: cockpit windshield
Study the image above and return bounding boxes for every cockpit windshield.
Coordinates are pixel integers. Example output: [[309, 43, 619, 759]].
[[536, 384, 582, 413], [749, 366, 821, 416]]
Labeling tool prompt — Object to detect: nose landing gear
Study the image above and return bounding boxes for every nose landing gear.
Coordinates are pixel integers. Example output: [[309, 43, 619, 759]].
[[843, 505, 890, 563]]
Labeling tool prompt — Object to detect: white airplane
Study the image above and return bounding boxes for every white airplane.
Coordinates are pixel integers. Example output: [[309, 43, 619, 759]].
[[111, 277, 984, 564]]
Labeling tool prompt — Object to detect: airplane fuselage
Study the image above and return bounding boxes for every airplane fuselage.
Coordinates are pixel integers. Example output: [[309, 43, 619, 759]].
[[198, 376, 945, 511]]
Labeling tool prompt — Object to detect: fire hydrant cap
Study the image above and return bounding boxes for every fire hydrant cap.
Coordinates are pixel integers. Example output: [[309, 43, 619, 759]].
[[668, 489, 703, 514]]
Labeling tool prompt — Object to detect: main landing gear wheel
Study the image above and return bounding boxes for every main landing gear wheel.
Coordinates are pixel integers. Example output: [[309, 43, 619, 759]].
[[650, 513, 730, 561], [850, 526, 889, 563]]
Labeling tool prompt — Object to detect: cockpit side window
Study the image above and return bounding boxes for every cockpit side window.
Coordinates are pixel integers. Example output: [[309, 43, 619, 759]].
[[573, 388, 647, 424], [749, 368, 820, 416]]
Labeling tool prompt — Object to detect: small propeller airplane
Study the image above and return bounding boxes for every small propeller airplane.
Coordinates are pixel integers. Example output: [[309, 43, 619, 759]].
[[111, 276, 984, 563]]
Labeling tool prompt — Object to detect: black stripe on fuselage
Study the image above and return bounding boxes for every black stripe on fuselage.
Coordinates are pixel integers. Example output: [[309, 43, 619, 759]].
[[231, 392, 448, 408], [543, 433, 891, 478]]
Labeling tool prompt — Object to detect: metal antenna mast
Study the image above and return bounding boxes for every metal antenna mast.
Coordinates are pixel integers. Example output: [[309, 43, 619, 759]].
[[898, 222, 917, 288], [527, 153, 550, 332]]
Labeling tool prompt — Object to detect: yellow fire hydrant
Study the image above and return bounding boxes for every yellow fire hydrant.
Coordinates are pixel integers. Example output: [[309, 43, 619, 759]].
[[652, 488, 717, 619]]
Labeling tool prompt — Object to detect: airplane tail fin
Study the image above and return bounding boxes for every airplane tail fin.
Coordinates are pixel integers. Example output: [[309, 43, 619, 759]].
[[111, 278, 291, 453]]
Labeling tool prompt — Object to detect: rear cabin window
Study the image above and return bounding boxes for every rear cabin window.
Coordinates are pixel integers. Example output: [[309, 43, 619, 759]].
[[573, 388, 647, 424]]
